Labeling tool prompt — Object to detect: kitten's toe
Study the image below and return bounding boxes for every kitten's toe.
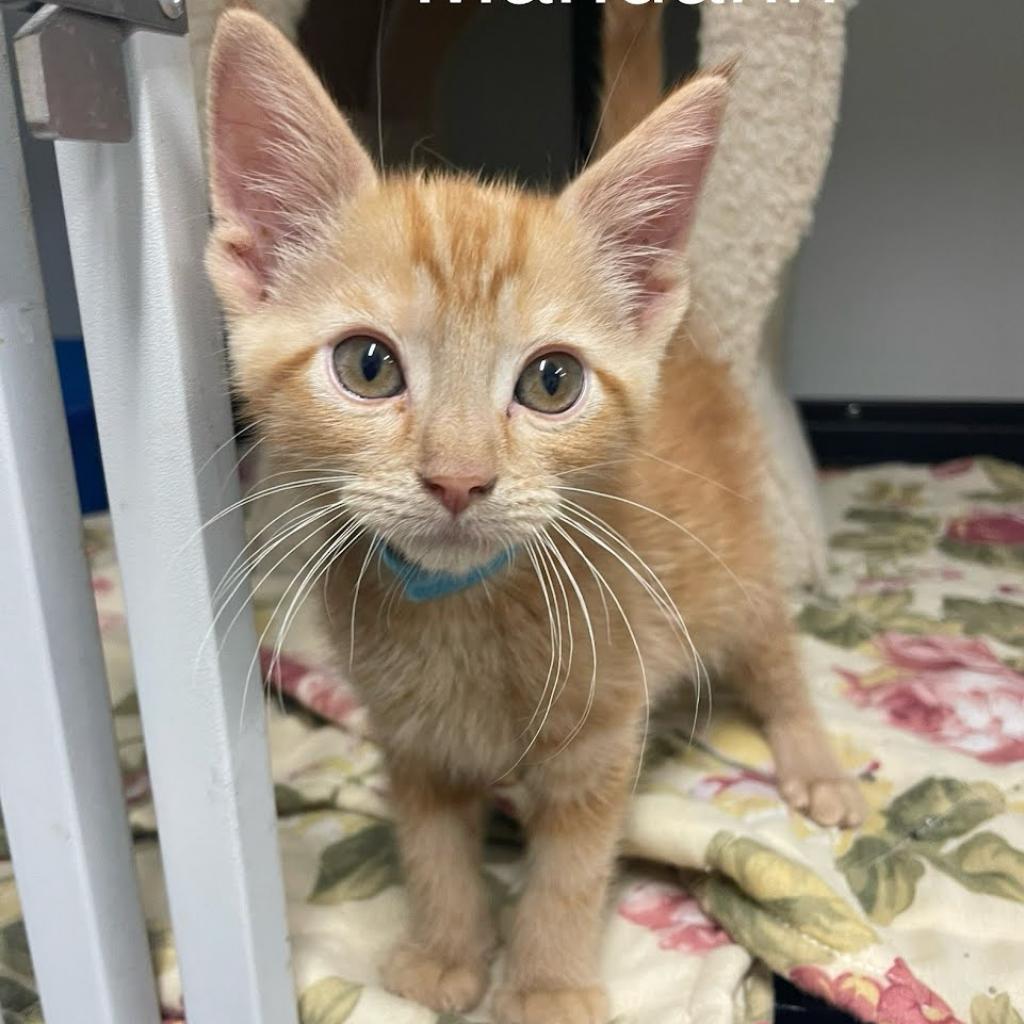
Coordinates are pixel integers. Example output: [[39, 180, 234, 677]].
[[782, 775, 865, 828], [493, 984, 609, 1024], [779, 776, 810, 812], [382, 945, 489, 1013]]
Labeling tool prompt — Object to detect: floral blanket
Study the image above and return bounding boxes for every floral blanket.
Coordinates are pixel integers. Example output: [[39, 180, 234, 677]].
[[2, 458, 1023, 1024]]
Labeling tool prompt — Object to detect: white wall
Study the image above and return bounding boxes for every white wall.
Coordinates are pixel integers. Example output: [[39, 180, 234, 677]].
[[784, 0, 1024, 401]]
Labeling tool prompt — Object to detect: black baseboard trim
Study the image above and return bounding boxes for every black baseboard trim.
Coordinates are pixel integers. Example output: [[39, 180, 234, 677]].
[[800, 400, 1024, 467]]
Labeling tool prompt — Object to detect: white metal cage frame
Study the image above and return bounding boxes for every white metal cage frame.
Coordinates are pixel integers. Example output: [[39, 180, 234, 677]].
[[0, 5, 298, 1021]]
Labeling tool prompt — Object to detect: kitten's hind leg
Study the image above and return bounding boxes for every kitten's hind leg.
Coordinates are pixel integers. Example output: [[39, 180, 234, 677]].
[[381, 767, 496, 1014], [729, 619, 865, 828]]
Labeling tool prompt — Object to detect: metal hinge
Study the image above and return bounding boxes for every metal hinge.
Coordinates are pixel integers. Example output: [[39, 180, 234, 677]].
[[2, 0, 189, 142], [1, 0, 187, 35]]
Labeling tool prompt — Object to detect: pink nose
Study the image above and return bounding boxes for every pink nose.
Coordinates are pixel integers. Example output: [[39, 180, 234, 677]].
[[421, 474, 497, 516]]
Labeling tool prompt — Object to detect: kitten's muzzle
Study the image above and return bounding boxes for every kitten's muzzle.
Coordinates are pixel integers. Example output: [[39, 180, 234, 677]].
[[419, 473, 497, 516]]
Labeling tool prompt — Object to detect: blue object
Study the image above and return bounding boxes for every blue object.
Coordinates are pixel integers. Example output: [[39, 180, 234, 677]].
[[54, 338, 107, 514], [381, 544, 516, 602]]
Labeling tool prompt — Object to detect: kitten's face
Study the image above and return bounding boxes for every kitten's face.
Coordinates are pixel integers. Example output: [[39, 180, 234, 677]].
[[206, 11, 725, 572], [231, 179, 644, 573]]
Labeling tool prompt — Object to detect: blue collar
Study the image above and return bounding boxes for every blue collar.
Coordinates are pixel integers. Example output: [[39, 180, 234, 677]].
[[381, 545, 516, 602]]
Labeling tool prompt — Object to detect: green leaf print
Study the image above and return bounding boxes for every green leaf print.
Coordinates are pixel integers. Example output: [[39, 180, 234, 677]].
[[695, 874, 832, 971], [966, 459, 1024, 503], [0, 977, 41, 1017], [944, 597, 1024, 648], [147, 927, 177, 978], [936, 831, 1024, 903], [845, 508, 938, 531], [739, 966, 775, 1024], [884, 778, 1005, 842], [830, 507, 939, 560], [831, 529, 933, 559], [275, 784, 308, 816], [798, 590, 939, 648], [310, 821, 401, 903], [112, 691, 140, 717], [798, 603, 878, 648], [855, 480, 926, 508], [0, 921, 33, 980], [698, 832, 875, 969], [939, 538, 1024, 571], [273, 783, 342, 817], [972, 992, 1024, 1024], [837, 835, 924, 925], [299, 977, 362, 1024], [835, 777, 1018, 926]]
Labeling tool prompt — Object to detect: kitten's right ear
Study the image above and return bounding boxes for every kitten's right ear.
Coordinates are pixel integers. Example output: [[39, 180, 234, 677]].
[[206, 10, 376, 314]]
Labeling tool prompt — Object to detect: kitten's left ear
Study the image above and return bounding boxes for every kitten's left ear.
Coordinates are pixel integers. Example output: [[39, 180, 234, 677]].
[[206, 9, 377, 314], [561, 70, 729, 331]]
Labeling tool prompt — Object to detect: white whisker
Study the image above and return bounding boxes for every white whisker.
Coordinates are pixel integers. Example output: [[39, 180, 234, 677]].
[[555, 485, 757, 613], [214, 487, 346, 603], [193, 500, 350, 688], [194, 416, 265, 481], [267, 522, 365, 698], [230, 507, 354, 723], [496, 538, 564, 781], [175, 474, 351, 558], [546, 520, 651, 789], [349, 535, 384, 672], [243, 518, 362, 723], [557, 507, 710, 756], [537, 530, 598, 762]]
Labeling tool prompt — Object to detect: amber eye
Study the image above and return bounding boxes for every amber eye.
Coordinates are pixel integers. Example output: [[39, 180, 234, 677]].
[[515, 352, 585, 414], [331, 336, 404, 399]]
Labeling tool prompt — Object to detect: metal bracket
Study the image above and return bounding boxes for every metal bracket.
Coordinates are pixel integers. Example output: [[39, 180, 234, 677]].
[[4, 0, 187, 141], [1, 0, 186, 35]]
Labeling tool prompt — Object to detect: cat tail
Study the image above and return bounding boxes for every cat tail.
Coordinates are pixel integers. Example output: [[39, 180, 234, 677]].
[[593, 0, 666, 158]]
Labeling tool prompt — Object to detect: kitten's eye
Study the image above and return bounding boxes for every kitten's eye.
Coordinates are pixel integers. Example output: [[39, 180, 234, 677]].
[[515, 352, 585, 415], [331, 335, 404, 399]]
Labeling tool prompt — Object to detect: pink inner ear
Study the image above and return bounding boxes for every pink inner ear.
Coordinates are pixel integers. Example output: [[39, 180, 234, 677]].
[[213, 108, 280, 283], [565, 73, 727, 323], [607, 159, 708, 308], [620, 158, 706, 254], [206, 12, 376, 303], [210, 74, 327, 288]]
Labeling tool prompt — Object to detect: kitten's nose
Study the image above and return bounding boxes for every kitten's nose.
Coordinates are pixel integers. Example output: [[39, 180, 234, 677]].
[[420, 473, 497, 516]]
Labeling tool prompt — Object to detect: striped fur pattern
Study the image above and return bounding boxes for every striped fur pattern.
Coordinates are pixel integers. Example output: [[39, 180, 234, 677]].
[[205, 12, 863, 1022]]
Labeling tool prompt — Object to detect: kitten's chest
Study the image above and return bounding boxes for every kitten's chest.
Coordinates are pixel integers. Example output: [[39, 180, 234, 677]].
[[321, 542, 685, 779], [328, 574, 561, 775]]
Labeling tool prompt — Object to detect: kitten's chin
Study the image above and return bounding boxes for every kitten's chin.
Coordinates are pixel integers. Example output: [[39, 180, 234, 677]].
[[390, 535, 511, 576]]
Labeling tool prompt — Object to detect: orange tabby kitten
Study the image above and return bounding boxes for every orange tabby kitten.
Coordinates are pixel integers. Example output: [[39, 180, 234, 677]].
[[206, 11, 864, 1023]]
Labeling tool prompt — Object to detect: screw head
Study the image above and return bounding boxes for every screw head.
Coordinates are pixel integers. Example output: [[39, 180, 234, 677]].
[[158, 0, 184, 19]]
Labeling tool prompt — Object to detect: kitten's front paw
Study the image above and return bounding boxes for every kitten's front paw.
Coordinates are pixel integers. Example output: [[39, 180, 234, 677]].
[[493, 985, 609, 1024], [382, 945, 490, 1013], [779, 773, 866, 828]]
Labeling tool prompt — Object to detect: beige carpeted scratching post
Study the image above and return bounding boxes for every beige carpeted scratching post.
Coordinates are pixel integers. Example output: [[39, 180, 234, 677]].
[[688, 0, 850, 589]]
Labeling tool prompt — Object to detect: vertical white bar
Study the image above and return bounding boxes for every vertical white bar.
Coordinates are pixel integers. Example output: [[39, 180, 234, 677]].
[[0, 32, 160, 1024], [54, 28, 297, 1024]]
